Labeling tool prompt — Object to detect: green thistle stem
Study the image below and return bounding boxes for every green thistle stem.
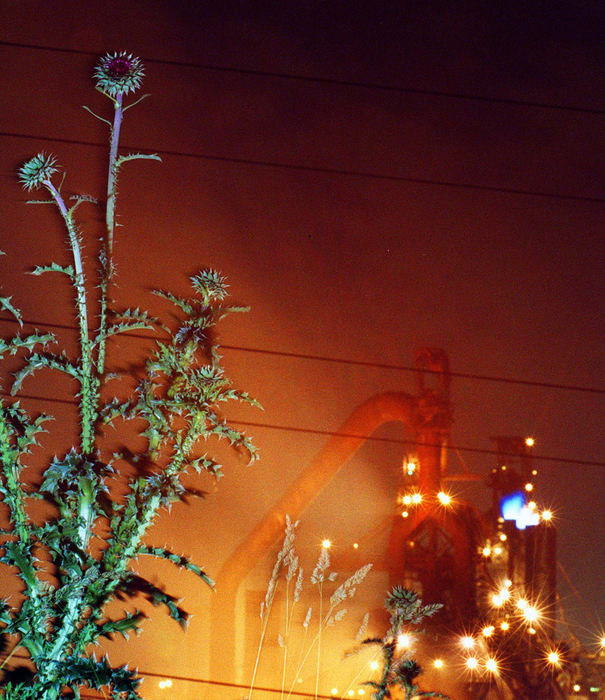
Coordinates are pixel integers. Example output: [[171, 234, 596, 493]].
[[44, 179, 97, 453], [97, 93, 124, 378], [106, 93, 123, 258]]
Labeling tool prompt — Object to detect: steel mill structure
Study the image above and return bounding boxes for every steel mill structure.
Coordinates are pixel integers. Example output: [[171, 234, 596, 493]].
[[208, 348, 596, 699]]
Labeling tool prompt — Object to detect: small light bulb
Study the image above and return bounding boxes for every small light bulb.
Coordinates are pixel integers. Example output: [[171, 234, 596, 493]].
[[402, 510, 409, 518], [504, 579, 512, 588], [499, 587, 511, 601], [500, 621, 510, 631], [485, 658, 498, 673], [482, 546, 491, 557], [412, 493, 422, 504], [331, 689, 338, 697], [517, 598, 528, 611], [493, 545, 503, 555], [524, 606, 539, 623], [573, 684, 581, 692], [348, 690, 354, 697], [528, 501, 537, 510], [525, 482, 534, 492], [541, 509, 553, 521], [491, 593, 504, 607], [433, 658, 444, 669], [528, 626, 537, 635], [532, 469, 538, 476], [525, 437, 535, 447], [397, 633, 413, 649], [322, 539, 331, 549], [600, 635, 605, 648], [499, 533, 507, 541], [460, 635, 475, 649], [370, 661, 379, 670], [482, 625, 495, 638], [547, 651, 560, 665], [466, 657, 479, 670], [403, 495, 412, 505], [353, 542, 359, 549], [437, 491, 451, 506]]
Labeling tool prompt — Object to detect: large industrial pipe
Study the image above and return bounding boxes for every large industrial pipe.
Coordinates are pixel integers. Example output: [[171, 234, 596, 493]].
[[209, 391, 419, 682]]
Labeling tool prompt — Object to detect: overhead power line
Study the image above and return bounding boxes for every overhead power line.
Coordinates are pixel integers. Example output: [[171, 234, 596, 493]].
[[1, 315, 604, 396], [4, 653, 336, 698], [1, 40, 603, 116], [3, 391, 604, 468], [2, 131, 604, 205]]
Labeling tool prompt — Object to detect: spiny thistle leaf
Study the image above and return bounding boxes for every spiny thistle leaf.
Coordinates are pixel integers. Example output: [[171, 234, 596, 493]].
[[11, 352, 80, 395], [0, 295, 22, 326], [96, 611, 146, 640], [30, 262, 75, 278], [0, 332, 55, 359], [136, 544, 214, 589]]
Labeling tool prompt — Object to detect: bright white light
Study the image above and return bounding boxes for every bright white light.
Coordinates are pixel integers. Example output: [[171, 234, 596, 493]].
[[516, 506, 540, 530], [466, 657, 479, 670], [397, 633, 413, 649], [524, 605, 539, 623], [437, 491, 451, 506], [322, 539, 332, 549], [485, 657, 498, 673], [525, 437, 535, 447], [433, 658, 444, 669], [460, 635, 475, 649]]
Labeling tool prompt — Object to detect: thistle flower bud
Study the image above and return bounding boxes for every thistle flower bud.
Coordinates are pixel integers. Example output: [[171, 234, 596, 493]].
[[94, 51, 144, 97], [18, 152, 58, 190]]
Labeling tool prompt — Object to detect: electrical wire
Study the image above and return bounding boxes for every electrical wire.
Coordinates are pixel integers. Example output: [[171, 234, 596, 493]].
[[1, 315, 605, 396], [1, 390, 603, 468], [2, 130, 603, 205], [1, 40, 603, 116], [1, 652, 337, 698]]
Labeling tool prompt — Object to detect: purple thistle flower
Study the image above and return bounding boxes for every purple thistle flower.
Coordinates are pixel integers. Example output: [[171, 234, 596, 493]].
[[94, 52, 144, 97], [18, 152, 58, 190]]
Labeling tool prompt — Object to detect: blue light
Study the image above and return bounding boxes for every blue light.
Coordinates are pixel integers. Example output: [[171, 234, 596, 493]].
[[501, 492, 524, 521], [500, 492, 539, 530]]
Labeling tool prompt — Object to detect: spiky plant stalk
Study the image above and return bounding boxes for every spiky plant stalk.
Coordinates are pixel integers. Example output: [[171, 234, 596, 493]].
[[362, 587, 450, 700], [0, 53, 259, 699]]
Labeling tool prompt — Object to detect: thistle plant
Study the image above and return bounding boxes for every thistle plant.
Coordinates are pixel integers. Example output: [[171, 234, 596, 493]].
[[362, 587, 449, 700], [248, 516, 372, 700], [0, 52, 258, 699]]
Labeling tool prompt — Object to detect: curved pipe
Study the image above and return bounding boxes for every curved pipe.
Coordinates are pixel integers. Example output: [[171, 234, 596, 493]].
[[209, 391, 417, 682]]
